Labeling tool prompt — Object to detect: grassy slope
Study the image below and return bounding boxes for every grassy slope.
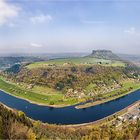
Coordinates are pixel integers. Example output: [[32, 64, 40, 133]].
[[27, 57, 125, 69], [0, 77, 80, 107]]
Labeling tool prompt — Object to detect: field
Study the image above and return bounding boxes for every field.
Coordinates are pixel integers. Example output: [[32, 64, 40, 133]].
[[0, 77, 81, 107], [27, 57, 125, 69]]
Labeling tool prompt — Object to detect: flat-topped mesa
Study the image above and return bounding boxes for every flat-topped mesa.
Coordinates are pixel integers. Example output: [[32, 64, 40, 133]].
[[89, 50, 121, 60], [92, 50, 112, 54]]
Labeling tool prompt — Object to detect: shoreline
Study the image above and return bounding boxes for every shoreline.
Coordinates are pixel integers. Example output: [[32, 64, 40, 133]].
[[1, 77, 140, 109], [0, 89, 77, 108], [1, 84, 140, 109], [61, 100, 140, 128], [1, 99, 139, 128], [75, 86, 140, 109], [0, 77, 82, 108]]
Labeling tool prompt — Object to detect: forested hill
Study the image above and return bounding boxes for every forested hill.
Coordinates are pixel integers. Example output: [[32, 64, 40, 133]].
[[2, 51, 140, 107], [0, 56, 47, 70], [4, 63, 139, 93], [2, 50, 138, 95]]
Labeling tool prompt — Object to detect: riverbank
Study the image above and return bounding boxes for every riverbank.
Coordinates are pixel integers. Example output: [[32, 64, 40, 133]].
[[63, 100, 140, 128], [0, 77, 82, 108], [1, 77, 140, 109], [1, 98, 139, 128], [1, 98, 140, 140], [1, 84, 140, 125], [75, 82, 140, 109], [0, 88, 79, 108]]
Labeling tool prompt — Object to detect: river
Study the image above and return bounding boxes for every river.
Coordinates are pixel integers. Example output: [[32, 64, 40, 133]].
[[0, 89, 140, 125]]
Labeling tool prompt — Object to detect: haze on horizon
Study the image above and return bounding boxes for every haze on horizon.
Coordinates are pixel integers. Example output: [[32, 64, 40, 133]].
[[0, 0, 140, 55]]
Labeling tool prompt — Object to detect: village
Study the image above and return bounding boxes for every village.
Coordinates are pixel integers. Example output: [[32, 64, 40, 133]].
[[64, 77, 140, 101], [65, 80, 130, 99], [112, 101, 140, 127]]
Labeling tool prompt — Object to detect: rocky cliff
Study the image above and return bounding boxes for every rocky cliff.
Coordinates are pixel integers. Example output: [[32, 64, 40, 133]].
[[89, 50, 120, 60]]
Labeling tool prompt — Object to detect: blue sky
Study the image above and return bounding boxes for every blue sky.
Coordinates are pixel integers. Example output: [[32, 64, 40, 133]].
[[0, 0, 140, 54]]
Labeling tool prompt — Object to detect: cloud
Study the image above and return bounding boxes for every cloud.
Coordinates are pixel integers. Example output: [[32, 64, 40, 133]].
[[0, 0, 19, 26], [30, 14, 52, 24], [124, 27, 136, 34], [30, 43, 43, 48]]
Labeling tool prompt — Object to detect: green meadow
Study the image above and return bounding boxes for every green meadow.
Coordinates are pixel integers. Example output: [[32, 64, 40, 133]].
[[0, 77, 80, 106], [27, 57, 125, 69]]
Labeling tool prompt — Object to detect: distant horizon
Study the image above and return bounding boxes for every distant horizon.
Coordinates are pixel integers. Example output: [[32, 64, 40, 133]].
[[1, 0, 140, 54], [1, 49, 140, 56]]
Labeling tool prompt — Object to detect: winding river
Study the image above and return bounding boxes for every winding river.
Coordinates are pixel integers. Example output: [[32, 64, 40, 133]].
[[0, 89, 140, 125]]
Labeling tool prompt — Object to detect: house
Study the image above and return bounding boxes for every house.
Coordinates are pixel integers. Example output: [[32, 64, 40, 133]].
[[65, 89, 85, 99], [88, 92, 94, 96]]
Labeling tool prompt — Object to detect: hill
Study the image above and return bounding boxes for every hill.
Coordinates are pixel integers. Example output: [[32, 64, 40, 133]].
[[0, 56, 47, 70], [1, 50, 140, 107], [2, 61, 140, 107], [89, 50, 121, 60]]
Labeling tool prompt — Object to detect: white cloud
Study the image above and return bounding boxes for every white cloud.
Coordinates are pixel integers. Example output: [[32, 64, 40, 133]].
[[124, 27, 136, 34], [0, 0, 19, 26], [30, 43, 43, 48], [30, 14, 52, 24]]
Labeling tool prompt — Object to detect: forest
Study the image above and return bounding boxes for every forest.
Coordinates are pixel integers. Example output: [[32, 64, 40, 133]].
[[1, 103, 140, 140]]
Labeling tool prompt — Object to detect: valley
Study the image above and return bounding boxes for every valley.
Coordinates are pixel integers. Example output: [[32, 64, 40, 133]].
[[1, 50, 140, 108], [1, 0, 140, 138], [1, 50, 140, 139]]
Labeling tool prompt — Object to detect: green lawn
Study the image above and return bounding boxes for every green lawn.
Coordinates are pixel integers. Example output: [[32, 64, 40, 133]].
[[0, 77, 80, 106], [27, 57, 125, 69]]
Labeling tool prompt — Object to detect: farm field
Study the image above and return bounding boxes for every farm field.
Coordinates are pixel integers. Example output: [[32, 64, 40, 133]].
[[27, 57, 125, 69]]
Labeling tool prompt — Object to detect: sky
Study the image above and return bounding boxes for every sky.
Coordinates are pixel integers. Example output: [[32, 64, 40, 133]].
[[0, 0, 140, 54]]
